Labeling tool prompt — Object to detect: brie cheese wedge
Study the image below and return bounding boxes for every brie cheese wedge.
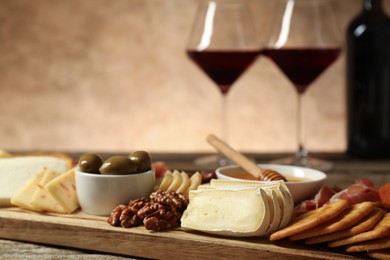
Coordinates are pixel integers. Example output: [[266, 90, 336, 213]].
[[209, 179, 294, 229], [181, 188, 271, 237]]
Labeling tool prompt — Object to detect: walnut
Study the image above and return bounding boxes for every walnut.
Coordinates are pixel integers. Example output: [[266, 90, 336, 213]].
[[107, 191, 189, 231], [107, 198, 150, 228], [107, 204, 128, 226], [119, 206, 144, 228], [120, 197, 150, 228], [150, 190, 188, 211], [141, 203, 179, 231], [129, 197, 150, 212]]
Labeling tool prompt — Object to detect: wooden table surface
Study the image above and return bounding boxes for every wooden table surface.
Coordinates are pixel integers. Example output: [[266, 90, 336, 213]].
[[1, 152, 389, 259]]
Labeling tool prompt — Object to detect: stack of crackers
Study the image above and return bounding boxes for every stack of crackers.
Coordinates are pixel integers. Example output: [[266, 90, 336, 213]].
[[270, 200, 389, 259]]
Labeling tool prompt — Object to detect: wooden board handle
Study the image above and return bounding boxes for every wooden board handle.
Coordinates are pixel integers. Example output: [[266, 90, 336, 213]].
[[206, 134, 262, 179]]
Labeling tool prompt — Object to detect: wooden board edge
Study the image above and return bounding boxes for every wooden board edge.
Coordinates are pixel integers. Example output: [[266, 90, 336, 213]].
[[0, 209, 362, 259]]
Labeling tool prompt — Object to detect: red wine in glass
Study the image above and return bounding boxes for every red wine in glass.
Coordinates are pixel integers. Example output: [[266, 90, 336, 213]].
[[187, 49, 260, 95], [263, 48, 341, 94]]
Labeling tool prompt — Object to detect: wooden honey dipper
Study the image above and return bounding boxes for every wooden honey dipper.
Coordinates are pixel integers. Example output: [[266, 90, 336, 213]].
[[207, 134, 287, 182]]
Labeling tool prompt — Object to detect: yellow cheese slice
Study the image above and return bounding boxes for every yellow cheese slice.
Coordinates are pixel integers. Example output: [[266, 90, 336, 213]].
[[30, 169, 66, 214], [46, 168, 79, 214], [180, 188, 271, 237], [10, 168, 46, 211], [167, 170, 181, 191]]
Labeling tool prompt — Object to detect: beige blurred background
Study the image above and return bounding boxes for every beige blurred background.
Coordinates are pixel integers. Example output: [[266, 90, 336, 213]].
[[0, 0, 387, 153]]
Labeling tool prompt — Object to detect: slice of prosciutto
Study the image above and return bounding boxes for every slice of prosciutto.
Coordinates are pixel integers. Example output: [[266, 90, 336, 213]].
[[294, 178, 380, 215], [328, 178, 380, 205]]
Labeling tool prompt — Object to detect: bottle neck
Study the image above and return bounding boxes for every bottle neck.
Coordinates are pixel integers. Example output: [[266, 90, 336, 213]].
[[363, 0, 383, 12]]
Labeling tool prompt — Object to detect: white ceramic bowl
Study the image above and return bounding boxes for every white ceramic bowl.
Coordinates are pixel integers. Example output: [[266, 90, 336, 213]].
[[75, 168, 155, 216], [216, 164, 327, 204]]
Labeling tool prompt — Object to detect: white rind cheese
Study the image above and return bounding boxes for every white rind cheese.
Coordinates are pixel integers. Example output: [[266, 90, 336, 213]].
[[209, 179, 294, 229], [181, 188, 271, 237], [0, 157, 69, 207]]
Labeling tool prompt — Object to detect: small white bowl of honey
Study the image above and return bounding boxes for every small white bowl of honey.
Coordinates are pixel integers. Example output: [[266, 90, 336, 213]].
[[216, 164, 327, 204]]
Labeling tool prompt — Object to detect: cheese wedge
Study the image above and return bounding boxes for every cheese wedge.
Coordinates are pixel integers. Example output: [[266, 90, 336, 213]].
[[209, 179, 294, 229], [198, 185, 281, 235], [10, 168, 47, 211], [181, 188, 271, 237], [30, 169, 67, 213], [265, 190, 281, 235], [46, 168, 79, 214], [0, 156, 69, 206]]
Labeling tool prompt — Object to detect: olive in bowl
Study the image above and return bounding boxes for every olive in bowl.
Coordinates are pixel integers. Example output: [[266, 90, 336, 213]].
[[78, 153, 103, 174], [129, 150, 152, 172], [75, 152, 155, 216], [99, 156, 137, 175]]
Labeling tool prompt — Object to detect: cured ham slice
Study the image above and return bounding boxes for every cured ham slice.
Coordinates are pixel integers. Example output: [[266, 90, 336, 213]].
[[328, 178, 380, 205], [294, 185, 338, 215], [294, 178, 380, 215]]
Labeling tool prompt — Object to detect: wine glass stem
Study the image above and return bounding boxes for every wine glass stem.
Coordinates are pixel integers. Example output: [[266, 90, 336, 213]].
[[296, 93, 308, 160], [221, 94, 228, 143]]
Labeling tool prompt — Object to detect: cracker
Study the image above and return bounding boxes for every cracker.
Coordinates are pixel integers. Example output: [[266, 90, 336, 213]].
[[305, 207, 385, 244], [269, 199, 349, 241], [346, 236, 390, 253], [290, 201, 375, 241], [367, 249, 390, 260], [328, 213, 390, 248]]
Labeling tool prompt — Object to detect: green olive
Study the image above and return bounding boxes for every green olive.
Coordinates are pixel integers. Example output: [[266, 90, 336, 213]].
[[78, 153, 103, 174], [129, 150, 152, 172], [99, 156, 137, 175]]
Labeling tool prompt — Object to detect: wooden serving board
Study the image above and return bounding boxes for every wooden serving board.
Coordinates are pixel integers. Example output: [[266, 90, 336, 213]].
[[0, 208, 367, 259]]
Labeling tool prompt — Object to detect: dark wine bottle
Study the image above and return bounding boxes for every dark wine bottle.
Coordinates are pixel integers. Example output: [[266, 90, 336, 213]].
[[347, 0, 390, 158]]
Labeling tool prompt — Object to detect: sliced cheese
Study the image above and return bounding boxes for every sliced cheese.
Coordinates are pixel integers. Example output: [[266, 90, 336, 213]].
[[180, 188, 271, 237], [176, 171, 191, 194], [209, 179, 294, 229], [265, 190, 281, 235], [10, 168, 46, 211], [167, 170, 181, 191], [46, 168, 79, 214], [30, 169, 66, 214], [0, 156, 69, 207]]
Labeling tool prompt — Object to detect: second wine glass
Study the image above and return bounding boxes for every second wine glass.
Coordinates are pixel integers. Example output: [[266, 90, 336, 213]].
[[187, 0, 261, 166], [263, 0, 342, 171]]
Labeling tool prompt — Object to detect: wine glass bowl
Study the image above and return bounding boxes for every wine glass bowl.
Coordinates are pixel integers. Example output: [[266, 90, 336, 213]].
[[187, 0, 261, 167], [263, 0, 342, 171]]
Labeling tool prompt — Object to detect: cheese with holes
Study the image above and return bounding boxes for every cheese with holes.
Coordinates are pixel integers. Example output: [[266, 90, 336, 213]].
[[0, 156, 69, 207], [30, 169, 66, 213], [46, 168, 79, 213], [10, 168, 46, 211], [180, 188, 271, 237]]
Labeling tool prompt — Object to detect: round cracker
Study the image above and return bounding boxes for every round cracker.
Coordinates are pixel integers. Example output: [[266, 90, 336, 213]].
[[290, 201, 375, 241], [346, 236, 390, 253], [269, 199, 349, 241], [367, 249, 390, 260], [305, 207, 385, 244], [328, 213, 390, 248]]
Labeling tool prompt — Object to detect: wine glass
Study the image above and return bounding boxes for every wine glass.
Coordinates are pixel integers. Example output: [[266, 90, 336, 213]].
[[263, 0, 341, 171], [187, 0, 261, 166]]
